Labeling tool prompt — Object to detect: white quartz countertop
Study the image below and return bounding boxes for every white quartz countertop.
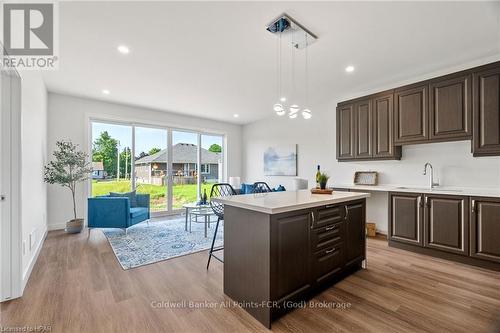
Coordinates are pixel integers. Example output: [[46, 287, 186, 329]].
[[211, 190, 370, 214], [332, 184, 500, 198]]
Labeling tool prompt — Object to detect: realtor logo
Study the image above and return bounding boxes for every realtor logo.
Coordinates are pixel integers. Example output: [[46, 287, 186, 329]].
[[1, 2, 58, 70], [3, 3, 53, 56]]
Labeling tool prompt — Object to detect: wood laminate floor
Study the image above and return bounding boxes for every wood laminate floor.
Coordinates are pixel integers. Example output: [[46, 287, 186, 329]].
[[1, 229, 500, 333]]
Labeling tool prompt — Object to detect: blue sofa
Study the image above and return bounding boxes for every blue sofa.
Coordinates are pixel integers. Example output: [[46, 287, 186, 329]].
[[88, 194, 150, 233]]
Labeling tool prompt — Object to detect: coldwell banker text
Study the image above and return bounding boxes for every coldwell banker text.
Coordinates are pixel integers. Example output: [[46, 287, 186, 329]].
[[2, 2, 59, 70]]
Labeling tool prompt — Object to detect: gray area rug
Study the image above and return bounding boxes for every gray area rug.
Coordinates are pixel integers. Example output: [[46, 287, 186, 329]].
[[101, 216, 223, 269]]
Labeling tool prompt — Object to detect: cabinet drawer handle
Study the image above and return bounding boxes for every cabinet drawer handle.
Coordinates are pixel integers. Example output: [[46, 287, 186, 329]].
[[325, 225, 336, 231], [325, 204, 336, 209], [310, 211, 315, 229], [344, 206, 349, 221], [471, 200, 476, 213], [325, 248, 336, 254]]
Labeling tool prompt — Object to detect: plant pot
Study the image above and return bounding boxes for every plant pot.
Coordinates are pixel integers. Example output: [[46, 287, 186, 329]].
[[320, 182, 327, 190], [66, 218, 84, 234]]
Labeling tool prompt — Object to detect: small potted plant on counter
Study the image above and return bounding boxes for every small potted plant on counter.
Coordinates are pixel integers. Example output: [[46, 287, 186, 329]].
[[44, 141, 93, 233], [318, 173, 330, 190]]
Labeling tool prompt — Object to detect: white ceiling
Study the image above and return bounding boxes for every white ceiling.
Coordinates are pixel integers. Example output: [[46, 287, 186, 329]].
[[43, 1, 500, 124]]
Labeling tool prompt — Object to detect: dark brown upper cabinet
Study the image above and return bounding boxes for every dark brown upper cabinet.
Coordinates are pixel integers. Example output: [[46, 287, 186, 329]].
[[337, 60, 500, 159], [423, 194, 469, 256], [473, 64, 500, 156], [336, 104, 355, 160], [429, 74, 472, 141], [394, 84, 428, 144], [354, 99, 372, 158], [372, 93, 401, 159], [470, 197, 500, 263], [336, 93, 401, 161], [389, 192, 423, 246]]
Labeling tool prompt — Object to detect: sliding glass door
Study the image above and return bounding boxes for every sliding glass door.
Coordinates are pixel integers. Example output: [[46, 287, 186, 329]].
[[91, 122, 133, 197], [134, 126, 168, 213], [90, 120, 226, 216], [201, 134, 223, 200], [171, 130, 199, 210]]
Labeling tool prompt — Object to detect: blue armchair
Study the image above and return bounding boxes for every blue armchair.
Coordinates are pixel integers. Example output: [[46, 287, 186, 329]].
[[88, 194, 150, 233]]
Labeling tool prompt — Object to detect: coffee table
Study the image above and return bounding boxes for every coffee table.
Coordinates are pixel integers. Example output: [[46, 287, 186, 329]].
[[189, 208, 217, 238], [183, 203, 210, 231]]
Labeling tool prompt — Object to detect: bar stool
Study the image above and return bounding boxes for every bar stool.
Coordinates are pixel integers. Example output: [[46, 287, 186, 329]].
[[207, 183, 236, 269], [252, 182, 273, 193]]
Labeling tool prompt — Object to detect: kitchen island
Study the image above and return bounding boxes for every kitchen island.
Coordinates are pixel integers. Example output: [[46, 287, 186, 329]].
[[212, 190, 370, 328]]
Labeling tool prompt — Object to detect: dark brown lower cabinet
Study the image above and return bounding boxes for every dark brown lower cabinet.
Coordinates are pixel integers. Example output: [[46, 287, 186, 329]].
[[390, 193, 500, 270], [345, 203, 366, 265], [470, 197, 500, 263], [423, 195, 468, 256], [389, 193, 423, 246], [272, 211, 312, 302]]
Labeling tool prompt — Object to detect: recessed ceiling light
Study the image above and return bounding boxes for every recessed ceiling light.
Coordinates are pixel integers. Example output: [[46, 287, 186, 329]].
[[233, 114, 239, 118], [117, 45, 130, 54], [102, 89, 110, 95], [345, 65, 355, 73]]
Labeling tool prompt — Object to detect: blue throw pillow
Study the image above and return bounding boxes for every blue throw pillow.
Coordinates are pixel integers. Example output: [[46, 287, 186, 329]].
[[110, 190, 138, 207], [241, 183, 254, 194]]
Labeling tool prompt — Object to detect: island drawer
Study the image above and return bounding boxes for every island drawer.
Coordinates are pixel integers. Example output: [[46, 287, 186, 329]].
[[312, 244, 344, 284], [311, 221, 344, 251], [314, 204, 344, 228]]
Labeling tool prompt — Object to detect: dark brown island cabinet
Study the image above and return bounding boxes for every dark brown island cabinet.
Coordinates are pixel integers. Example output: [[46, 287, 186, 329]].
[[214, 191, 368, 328], [336, 61, 500, 161], [389, 192, 500, 270]]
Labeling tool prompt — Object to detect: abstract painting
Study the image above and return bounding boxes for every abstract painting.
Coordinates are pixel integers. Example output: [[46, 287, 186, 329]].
[[263, 145, 297, 176]]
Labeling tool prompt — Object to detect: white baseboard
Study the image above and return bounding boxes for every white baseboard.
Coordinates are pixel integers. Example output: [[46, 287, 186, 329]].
[[21, 228, 47, 293], [48, 223, 66, 231]]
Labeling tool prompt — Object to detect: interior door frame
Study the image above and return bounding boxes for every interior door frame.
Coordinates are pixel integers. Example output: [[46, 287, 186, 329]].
[[0, 63, 22, 302], [87, 115, 227, 219]]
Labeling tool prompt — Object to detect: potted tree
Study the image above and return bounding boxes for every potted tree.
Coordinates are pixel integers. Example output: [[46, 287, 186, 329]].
[[44, 141, 93, 233]]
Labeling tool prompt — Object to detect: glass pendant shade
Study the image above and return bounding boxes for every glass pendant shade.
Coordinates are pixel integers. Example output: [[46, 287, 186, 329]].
[[302, 108, 312, 119], [273, 103, 285, 116], [289, 104, 300, 113]]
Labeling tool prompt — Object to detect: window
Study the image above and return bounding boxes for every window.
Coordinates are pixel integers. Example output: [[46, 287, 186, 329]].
[[90, 120, 225, 215], [200, 164, 210, 174]]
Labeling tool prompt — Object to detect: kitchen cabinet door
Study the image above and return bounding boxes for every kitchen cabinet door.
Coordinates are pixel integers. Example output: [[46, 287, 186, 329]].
[[344, 202, 365, 266], [470, 197, 500, 263], [429, 74, 472, 141], [336, 104, 355, 160], [394, 84, 429, 144], [271, 211, 312, 302], [423, 195, 469, 255], [389, 193, 423, 246], [354, 99, 372, 158], [372, 93, 401, 159], [473, 65, 500, 156]]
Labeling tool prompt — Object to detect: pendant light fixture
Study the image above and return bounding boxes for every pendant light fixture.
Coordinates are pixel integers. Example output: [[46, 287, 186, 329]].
[[273, 31, 285, 116], [267, 14, 316, 120], [301, 34, 312, 120]]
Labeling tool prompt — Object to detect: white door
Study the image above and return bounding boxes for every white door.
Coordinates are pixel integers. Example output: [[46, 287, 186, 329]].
[[0, 67, 22, 302]]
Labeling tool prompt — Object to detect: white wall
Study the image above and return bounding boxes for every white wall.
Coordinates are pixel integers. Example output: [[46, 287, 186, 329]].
[[19, 72, 48, 288], [47, 93, 243, 230], [242, 59, 500, 234]]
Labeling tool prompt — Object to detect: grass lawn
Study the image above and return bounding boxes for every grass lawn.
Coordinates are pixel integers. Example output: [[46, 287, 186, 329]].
[[91, 180, 214, 211]]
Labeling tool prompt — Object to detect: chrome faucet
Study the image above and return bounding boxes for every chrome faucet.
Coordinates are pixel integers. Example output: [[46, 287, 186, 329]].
[[423, 163, 439, 189]]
